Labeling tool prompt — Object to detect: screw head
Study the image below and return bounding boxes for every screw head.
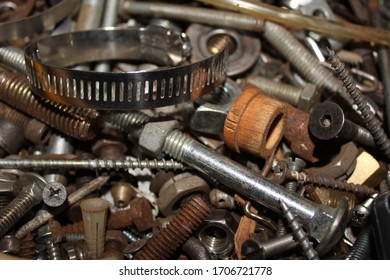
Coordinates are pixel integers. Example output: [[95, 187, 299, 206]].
[[42, 182, 67, 207]]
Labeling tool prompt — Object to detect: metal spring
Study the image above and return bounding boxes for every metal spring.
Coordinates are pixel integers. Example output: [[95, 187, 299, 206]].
[[133, 196, 210, 260], [326, 48, 390, 160]]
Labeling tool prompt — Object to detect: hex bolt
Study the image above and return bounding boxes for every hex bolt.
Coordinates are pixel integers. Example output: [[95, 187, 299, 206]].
[[280, 200, 319, 260], [42, 182, 67, 208], [0, 173, 47, 238], [0, 69, 101, 141], [133, 196, 211, 260], [326, 48, 390, 160], [138, 121, 348, 254], [0, 101, 51, 145], [241, 234, 298, 260], [309, 101, 376, 149], [245, 76, 319, 112]]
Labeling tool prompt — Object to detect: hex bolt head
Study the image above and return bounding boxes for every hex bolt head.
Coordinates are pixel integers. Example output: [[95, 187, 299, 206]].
[[298, 83, 320, 112], [42, 182, 67, 208], [138, 120, 179, 158]]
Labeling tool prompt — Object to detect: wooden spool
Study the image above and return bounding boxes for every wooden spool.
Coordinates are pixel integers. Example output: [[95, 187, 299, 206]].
[[224, 87, 287, 158]]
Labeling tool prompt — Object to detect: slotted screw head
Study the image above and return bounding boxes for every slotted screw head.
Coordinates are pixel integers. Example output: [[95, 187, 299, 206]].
[[42, 182, 67, 207]]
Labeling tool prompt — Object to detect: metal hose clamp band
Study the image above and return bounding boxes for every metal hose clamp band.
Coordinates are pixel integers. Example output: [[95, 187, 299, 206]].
[[24, 26, 228, 110], [0, 0, 80, 41]]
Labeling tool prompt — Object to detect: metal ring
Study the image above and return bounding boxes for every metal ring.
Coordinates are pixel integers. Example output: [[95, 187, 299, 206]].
[[0, 0, 80, 41], [24, 26, 228, 110]]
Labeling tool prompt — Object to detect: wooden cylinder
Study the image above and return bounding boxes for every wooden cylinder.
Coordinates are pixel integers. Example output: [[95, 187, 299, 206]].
[[224, 87, 287, 158]]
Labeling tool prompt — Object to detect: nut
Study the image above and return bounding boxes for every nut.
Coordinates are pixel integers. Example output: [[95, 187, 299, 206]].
[[198, 209, 238, 256], [138, 120, 179, 157], [158, 172, 210, 216]]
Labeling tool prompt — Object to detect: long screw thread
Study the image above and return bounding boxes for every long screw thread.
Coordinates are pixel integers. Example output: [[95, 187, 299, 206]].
[[263, 22, 341, 94], [0, 46, 26, 74], [133, 196, 210, 260], [247, 76, 301, 105], [0, 71, 100, 140], [0, 195, 11, 210], [163, 129, 196, 161], [0, 101, 30, 128], [0, 191, 39, 238], [0, 158, 186, 171], [285, 169, 374, 196], [327, 49, 390, 160], [104, 112, 151, 138], [276, 181, 298, 237], [279, 200, 319, 260]]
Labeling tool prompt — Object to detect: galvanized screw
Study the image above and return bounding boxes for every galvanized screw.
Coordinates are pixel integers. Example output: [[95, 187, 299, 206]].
[[36, 224, 62, 260]]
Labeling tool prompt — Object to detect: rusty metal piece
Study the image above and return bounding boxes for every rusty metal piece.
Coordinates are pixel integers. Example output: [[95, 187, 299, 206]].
[[61, 221, 84, 234], [107, 208, 133, 230], [283, 104, 321, 163], [130, 197, 154, 232], [110, 181, 137, 208], [133, 196, 210, 260], [19, 232, 35, 259], [0, 69, 101, 141], [149, 170, 175, 194], [0, 101, 51, 145], [103, 230, 128, 260], [304, 185, 323, 205], [158, 172, 210, 216], [92, 139, 127, 160]]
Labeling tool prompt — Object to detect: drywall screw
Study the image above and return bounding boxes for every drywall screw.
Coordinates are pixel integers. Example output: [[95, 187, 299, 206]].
[[0, 173, 46, 238], [309, 101, 376, 149], [0, 69, 101, 141], [0, 101, 51, 145], [326, 48, 390, 160], [139, 121, 348, 254], [0, 45, 26, 74], [103, 111, 151, 138], [245, 76, 319, 112], [241, 234, 298, 260], [0, 158, 186, 171], [15, 176, 109, 239], [42, 182, 67, 208], [133, 196, 211, 260], [280, 200, 319, 260], [276, 157, 306, 237], [274, 161, 374, 196]]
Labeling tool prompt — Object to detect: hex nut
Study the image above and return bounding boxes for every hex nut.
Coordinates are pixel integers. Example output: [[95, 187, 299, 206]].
[[158, 172, 210, 217], [198, 209, 238, 256], [298, 83, 319, 112], [138, 120, 179, 158]]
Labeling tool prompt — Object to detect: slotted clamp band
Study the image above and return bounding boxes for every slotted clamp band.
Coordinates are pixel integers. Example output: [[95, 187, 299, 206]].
[[24, 26, 228, 110]]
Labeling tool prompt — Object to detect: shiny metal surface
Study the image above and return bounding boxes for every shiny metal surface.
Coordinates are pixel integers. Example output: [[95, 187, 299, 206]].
[[24, 26, 228, 110]]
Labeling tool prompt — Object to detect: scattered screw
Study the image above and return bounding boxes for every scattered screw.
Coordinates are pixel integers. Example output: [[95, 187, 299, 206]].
[[42, 182, 67, 208]]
